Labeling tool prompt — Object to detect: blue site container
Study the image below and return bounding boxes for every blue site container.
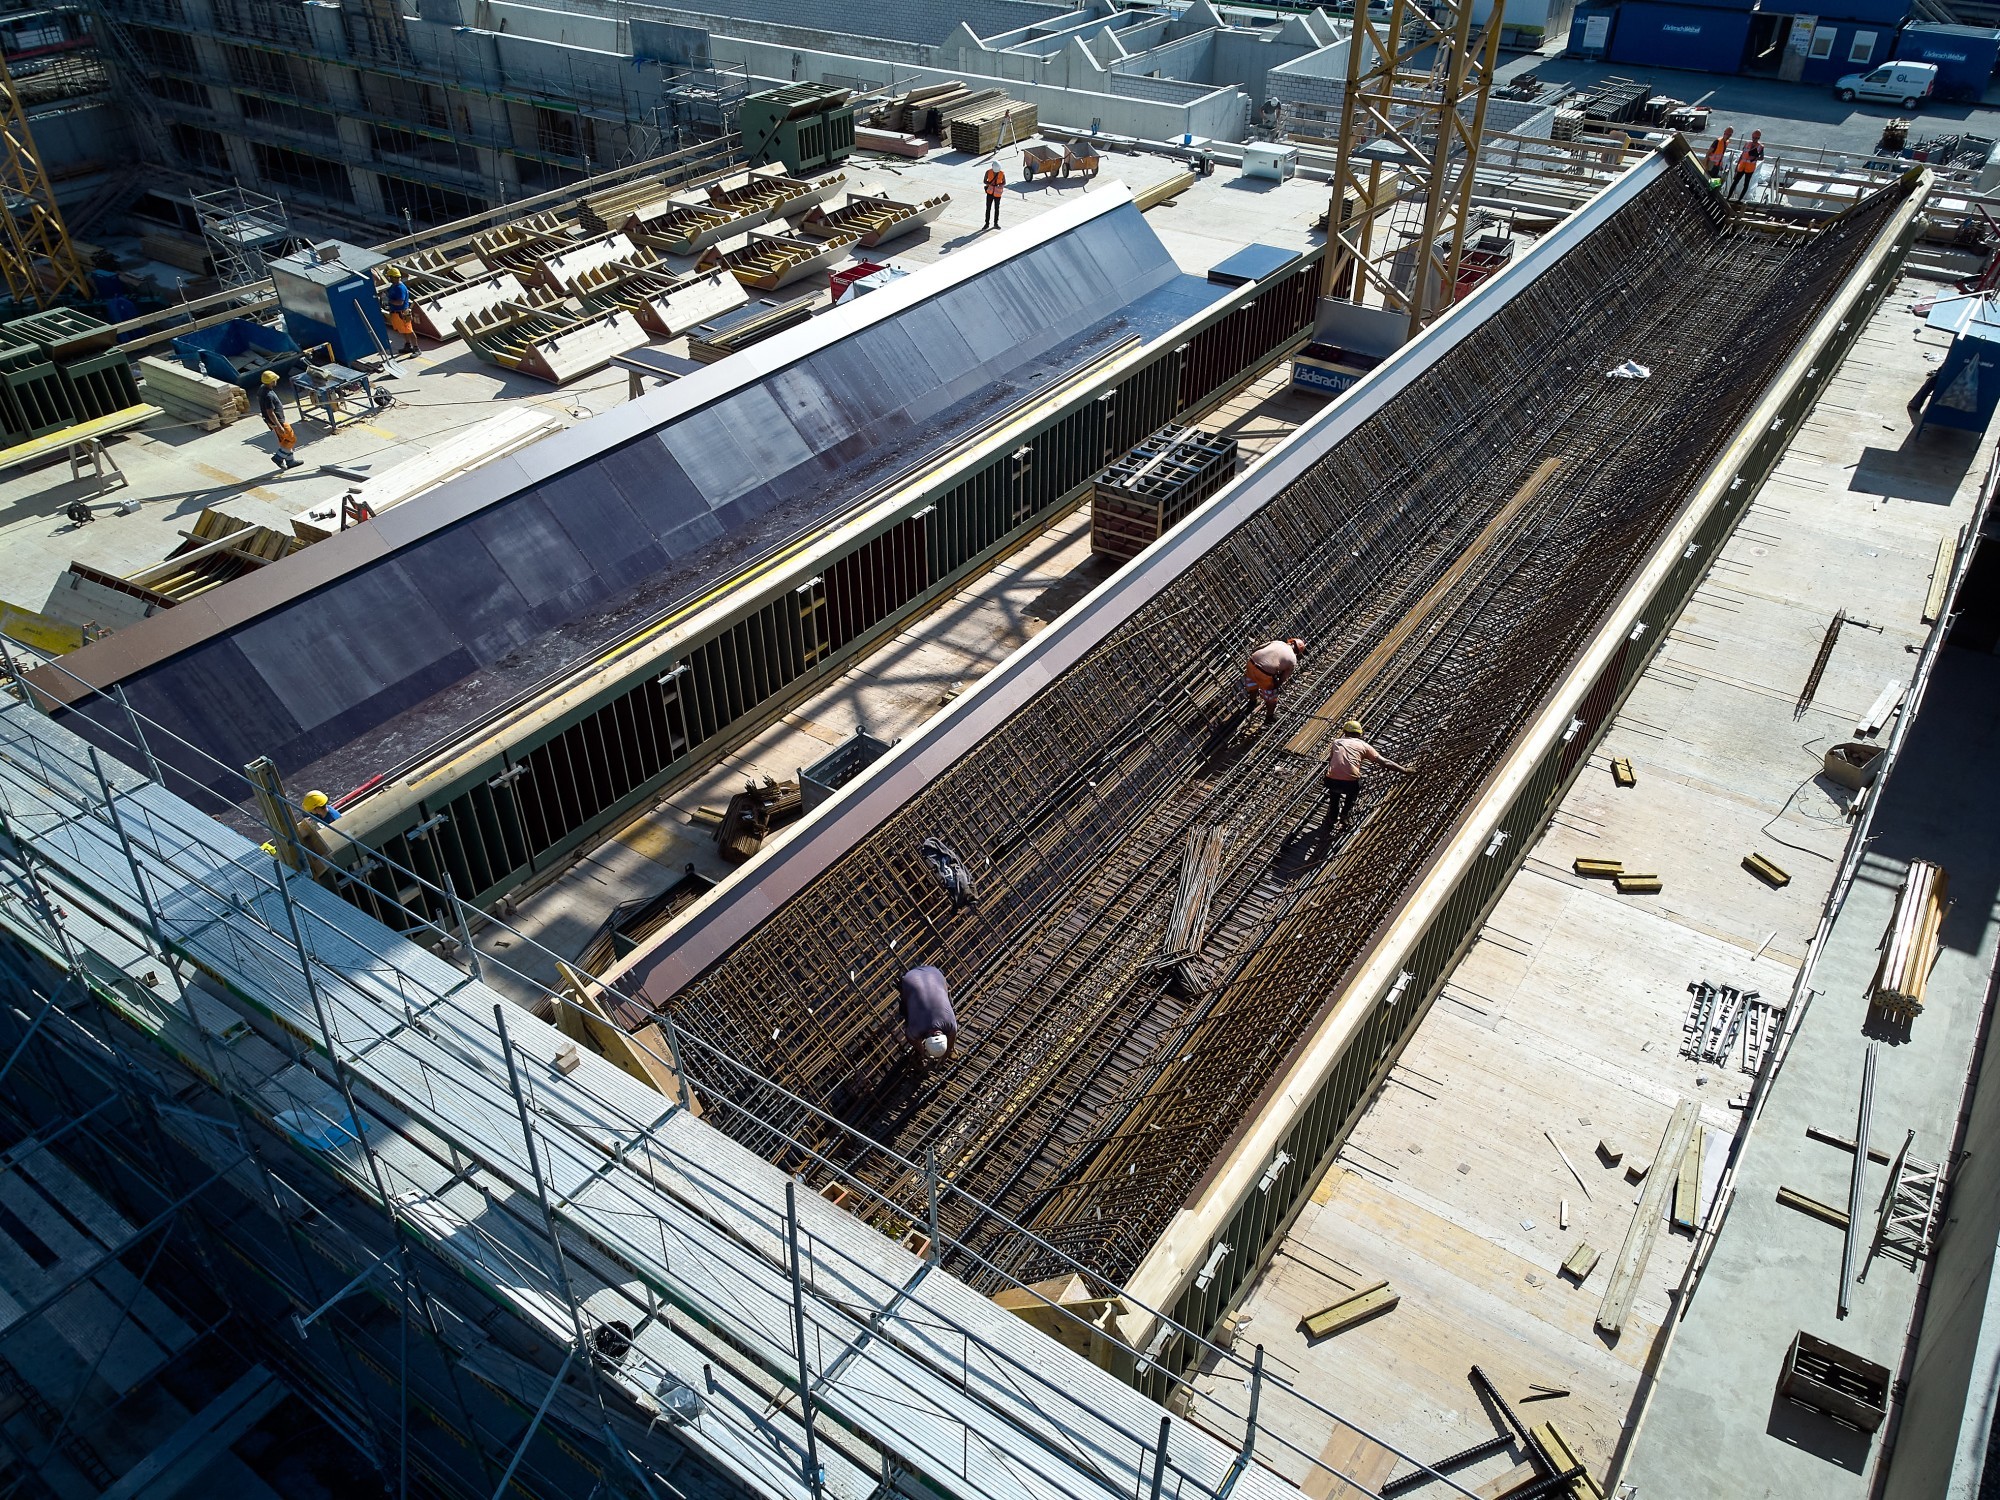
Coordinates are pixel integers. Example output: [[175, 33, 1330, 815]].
[[169, 318, 304, 389], [1917, 297, 2000, 436], [1896, 22, 2000, 102], [1608, 3, 1752, 71], [1568, 4, 1618, 57]]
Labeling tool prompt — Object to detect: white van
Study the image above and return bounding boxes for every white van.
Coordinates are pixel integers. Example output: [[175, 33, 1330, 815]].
[[1834, 60, 1939, 107]]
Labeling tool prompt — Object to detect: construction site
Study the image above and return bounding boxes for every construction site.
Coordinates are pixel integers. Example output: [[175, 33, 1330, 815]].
[[0, 0, 1997, 1497]]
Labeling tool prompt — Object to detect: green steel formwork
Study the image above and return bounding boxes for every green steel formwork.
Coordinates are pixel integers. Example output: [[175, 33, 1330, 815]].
[[58, 347, 143, 422], [0, 334, 77, 440], [1142, 200, 1924, 1385], [344, 254, 1324, 927], [740, 84, 856, 176], [2, 307, 118, 364]]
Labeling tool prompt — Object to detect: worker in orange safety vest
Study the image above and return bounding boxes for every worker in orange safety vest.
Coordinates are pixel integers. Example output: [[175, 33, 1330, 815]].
[[982, 164, 1005, 230], [1728, 130, 1765, 200], [1702, 127, 1733, 182], [1244, 637, 1307, 723]]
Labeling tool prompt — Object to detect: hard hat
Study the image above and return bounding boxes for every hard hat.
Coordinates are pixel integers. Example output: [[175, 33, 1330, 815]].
[[261, 370, 279, 385], [302, 790, 329, 813], [919, 1032, 950, 1060], [1342, 719, 1364, 736], [384, 266, 402, 280]]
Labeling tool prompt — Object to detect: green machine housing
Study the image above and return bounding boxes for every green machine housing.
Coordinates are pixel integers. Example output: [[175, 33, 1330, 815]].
[[740, 84, 856, 176]]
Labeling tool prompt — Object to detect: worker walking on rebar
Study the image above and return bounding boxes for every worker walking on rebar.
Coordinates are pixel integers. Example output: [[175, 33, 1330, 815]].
[[1244, 638, 1307, 723], [1728, 130, 1765, 200], [1323, 719, 1414, 833], [982, 164, 1005, 230], [380, 266, 420, 356], [1702, 127, 1734, 183], [898, 964, 959, 1065], [257, 370, 300, 471]]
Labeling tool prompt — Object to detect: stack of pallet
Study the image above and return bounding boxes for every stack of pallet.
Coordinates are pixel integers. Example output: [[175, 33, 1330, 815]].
[[1871, 859, 1948, 1020], [138, 356, 248, 429], [946, 96, 1036, 154]]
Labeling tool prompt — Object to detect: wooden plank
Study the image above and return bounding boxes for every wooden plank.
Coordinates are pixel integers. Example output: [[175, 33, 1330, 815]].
[[1572, 858, 1623, 878], [1529, 1421, 1605, 1499], [1743, 852, 1791, 888], [0, 403, 161, 472], [1672, 1125, 1704, 1231], [1856, 679, 1904, 736], [1610, 757, 1636, 787], [1777, 1186, 1849, 1228], [1302, 1280, 1398, 1338], [1301, 1420, 1399, 1500], [1561, 1242, 1600, 1281], [1597, 1098, 1697, 1335], [1923, 528, 1961, 623], [1805, 1125, 1893, 1165], [1285, 458, 1565, 758], [1613, 874, 1661, 894]]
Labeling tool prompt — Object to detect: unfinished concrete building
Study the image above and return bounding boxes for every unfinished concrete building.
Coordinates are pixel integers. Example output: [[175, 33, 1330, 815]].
[[89, 0, 1347, 234], [0, 136, 1945, 1499]]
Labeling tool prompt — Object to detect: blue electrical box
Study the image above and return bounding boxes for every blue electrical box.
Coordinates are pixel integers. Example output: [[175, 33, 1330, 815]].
[[1918, 297, 2000, 436], [269, 240, 393, 367]]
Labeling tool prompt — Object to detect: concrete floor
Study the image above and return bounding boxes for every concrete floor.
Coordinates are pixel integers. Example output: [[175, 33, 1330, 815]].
[[1624, 642, 2000, 1498], [1181, 276, 1997, 1496]]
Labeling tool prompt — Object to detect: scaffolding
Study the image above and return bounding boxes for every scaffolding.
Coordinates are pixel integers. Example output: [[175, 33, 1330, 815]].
[[0, 649, 1497, 1500], [194, 183, 294, 289], [1324, 0, 1504, 338]]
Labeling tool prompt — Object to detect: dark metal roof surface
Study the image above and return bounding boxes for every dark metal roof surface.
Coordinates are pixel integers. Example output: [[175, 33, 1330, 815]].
[[46, 191, 1229, 801]]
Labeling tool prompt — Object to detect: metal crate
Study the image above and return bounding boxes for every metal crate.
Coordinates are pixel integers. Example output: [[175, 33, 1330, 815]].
[[0, 334, 76, 441], [1090, 425, 1239, 563]]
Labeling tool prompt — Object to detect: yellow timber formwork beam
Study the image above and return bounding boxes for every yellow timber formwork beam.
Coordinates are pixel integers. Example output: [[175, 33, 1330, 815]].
[[0, 50, 89, 308]]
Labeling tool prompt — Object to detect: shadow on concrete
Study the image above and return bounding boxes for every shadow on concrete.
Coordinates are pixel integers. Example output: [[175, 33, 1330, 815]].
[[1851, 427, 1980, 505], [1764, 1387, 1874, 1472]]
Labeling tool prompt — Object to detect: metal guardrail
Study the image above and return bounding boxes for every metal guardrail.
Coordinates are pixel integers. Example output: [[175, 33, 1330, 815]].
[[0, 642, 1489, 1500]]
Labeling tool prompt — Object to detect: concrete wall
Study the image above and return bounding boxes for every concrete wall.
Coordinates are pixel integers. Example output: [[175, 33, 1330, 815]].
[[1883, 1006, 2000, 1500]]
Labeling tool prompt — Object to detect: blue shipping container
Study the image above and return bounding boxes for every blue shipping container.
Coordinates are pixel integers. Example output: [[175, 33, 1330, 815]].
[[1607, 2, 1753, 72], [1895, 22, 2000, 101], [1568, 5, 1617, 57]]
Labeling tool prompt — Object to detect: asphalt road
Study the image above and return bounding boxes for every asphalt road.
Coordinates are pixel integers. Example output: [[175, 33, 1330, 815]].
[[1495, 49, 2000, 158]]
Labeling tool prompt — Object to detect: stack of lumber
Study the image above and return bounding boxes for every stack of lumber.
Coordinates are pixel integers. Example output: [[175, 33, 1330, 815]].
[[855, 127, 930, 159], [686, 294, 816, 364], [292, 407, 565, 541], [1871, 859, 1948, 1019], [872, 80, 966, 134], [139, 230, 209, 275], [579, 176, 677, 237], [137, 356, 248, 429], [948, 99, 1037, 155]]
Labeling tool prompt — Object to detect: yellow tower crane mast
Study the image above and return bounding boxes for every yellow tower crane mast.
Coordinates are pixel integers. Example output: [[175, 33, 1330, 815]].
[[0, 48, 90, 307], [1325, 0, 1505, 342]]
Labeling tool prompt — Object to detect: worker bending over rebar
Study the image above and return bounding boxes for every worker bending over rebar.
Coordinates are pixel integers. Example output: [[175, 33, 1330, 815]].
[[1322, 719, 1414, 833], [898, 965, 959, 1064], [1244, 637, 1307, 723]]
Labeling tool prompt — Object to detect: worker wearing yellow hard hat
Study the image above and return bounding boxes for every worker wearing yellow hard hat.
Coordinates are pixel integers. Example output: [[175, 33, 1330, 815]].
[[380, 264, 419, 356], [257, 369, 300, 471], [302, 790, 339, 823], [1323, 719, 1416, 834]]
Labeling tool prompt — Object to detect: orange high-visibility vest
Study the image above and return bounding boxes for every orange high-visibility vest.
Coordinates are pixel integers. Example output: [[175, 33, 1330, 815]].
[[1736, 140, 1764, 172], [984, 168, 1005, 198]]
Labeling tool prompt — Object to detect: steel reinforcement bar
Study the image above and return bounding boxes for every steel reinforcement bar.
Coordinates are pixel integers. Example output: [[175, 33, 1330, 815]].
[[621, 151, 1925, 1342]]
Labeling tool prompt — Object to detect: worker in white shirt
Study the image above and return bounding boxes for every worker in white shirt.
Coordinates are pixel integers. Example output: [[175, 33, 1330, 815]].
[[1323, 718, 1414, 832]]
